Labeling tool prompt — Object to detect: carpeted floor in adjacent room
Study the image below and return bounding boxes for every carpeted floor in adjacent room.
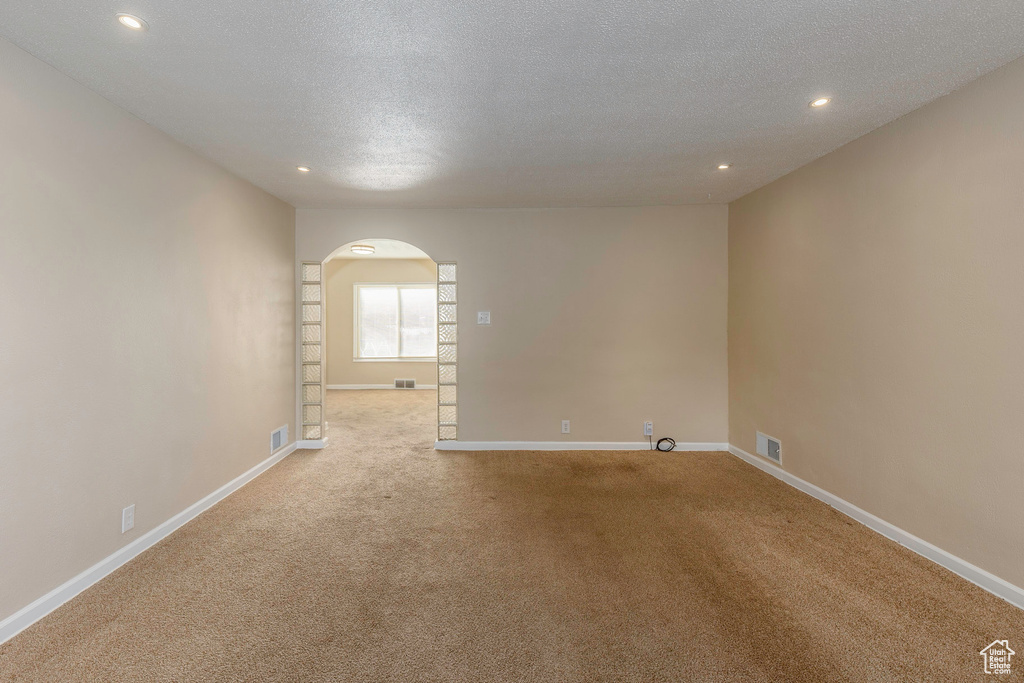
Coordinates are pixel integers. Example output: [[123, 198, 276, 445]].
[[1, 389, 1021, 682]]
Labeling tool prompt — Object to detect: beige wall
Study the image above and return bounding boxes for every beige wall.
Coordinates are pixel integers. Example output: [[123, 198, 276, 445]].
[[0, 39, 296, 623], [324, 258, 437, 386], [299, 205, 729, 443], [729, 56, 1024, 587]]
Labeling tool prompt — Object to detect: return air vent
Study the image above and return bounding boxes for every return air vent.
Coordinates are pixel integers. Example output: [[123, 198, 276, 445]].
[[395, 379, 416, 389], [271, 425, 288, 453], [756, 431, 782, 463]]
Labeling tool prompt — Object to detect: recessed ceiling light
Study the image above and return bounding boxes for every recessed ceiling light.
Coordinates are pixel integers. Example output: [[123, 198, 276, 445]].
[[296, 166, 311, 173], [717, 163, 732, 170], [350, 244, 375, 255], [810, 97, 831, 108], [116, 14, 147, 30]]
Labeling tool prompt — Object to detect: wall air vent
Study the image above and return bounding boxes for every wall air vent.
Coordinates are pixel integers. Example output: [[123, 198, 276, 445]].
[[271, 425, 288, 453], [395, 379, 416, 389], [756, 431, 782, 464]]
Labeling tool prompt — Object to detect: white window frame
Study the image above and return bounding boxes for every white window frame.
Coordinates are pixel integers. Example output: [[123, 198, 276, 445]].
[[353, 283, 438, 362]]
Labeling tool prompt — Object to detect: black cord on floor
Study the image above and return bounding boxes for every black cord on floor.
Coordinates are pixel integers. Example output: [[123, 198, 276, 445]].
[[656, 437, 676, 452]]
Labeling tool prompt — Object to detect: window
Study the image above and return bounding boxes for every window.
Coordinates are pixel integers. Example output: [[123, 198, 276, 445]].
[[354, 284, 437, 359]]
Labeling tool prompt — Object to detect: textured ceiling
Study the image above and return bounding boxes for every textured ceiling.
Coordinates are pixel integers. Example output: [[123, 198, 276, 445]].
[[3, 1, 1024, 208]]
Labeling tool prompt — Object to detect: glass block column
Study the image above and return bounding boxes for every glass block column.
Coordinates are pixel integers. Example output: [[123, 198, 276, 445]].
[[301, 262, 325, 442], [437, 263, 458, 441]]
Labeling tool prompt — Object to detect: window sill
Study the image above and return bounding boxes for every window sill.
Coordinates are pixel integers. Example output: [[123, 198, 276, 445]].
[[353, 357, 437, 363]]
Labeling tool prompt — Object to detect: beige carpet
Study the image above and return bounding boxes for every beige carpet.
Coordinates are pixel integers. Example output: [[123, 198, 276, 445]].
[[1, 390, 1020, 682]]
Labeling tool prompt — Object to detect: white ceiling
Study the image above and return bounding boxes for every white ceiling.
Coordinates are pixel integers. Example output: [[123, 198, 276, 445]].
[[328, 239, 431, 260], [3, 1, 1023, 208]]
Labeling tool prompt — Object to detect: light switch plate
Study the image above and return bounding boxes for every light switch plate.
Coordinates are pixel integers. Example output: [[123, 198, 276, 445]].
[[477, 311, 491, 325]]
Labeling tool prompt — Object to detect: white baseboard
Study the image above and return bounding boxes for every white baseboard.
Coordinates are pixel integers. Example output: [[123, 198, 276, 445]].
[[327, 384, 437, 390], [296, 438, 328, 449], [434, 441, 729, 452], [6, 435, 1016, 647], [727, 445, 1024, 611], [0, 442, 300, 645]]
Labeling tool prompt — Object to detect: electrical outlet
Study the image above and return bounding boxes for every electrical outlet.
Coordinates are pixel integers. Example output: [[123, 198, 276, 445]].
[[477, 311, 491, 325], [643, 421, 654, 437], [561, 419, 571, 434], [122, 504, 135, 533]]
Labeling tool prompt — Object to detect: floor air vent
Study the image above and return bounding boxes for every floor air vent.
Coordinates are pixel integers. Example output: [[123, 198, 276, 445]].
[[756, 431, 782, 464], [271, 425, 288, 453], [395, 379, 416, 389]]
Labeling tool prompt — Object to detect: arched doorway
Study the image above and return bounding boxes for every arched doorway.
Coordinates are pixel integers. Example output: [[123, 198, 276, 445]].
[[299, 239, 457, 447]]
